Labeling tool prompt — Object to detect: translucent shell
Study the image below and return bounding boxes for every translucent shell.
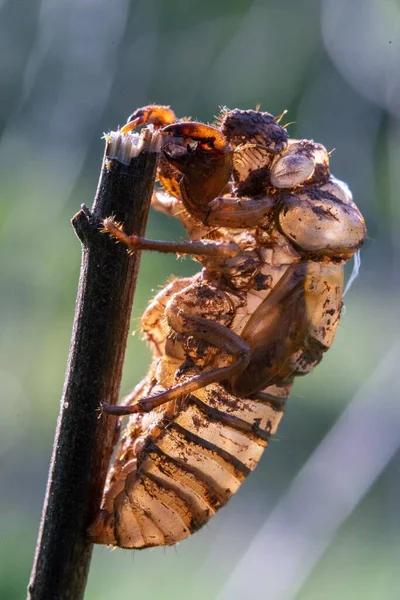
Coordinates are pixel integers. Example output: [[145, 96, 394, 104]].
[[277, 178, 367, 254], [270, 140, 329, 188]]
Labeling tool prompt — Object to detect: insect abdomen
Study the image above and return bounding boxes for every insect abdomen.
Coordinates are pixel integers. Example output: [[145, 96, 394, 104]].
[[106, 374, 285, 549]]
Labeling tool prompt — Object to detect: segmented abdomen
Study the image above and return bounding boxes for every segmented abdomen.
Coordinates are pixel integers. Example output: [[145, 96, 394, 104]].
[[93, 356, 288, 549]]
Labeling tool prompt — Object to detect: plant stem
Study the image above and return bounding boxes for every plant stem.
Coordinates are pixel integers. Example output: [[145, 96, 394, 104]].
[[28, 129, 160, 600]]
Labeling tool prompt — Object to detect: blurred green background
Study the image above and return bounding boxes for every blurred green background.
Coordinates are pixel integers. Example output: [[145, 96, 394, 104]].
[[1, 0, 399, 598]]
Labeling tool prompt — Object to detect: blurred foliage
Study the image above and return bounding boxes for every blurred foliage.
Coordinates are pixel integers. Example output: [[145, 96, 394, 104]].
[[0, 0, 399, 599]]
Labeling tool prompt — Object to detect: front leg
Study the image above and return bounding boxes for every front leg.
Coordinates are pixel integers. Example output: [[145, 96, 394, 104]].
[[102, 312, 251, 416], [202, 193, 275, 228], [103, 217, 239, 259]]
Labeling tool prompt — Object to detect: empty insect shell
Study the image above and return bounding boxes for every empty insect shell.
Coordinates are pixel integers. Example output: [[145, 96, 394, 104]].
[[89, 105, 367, 550]]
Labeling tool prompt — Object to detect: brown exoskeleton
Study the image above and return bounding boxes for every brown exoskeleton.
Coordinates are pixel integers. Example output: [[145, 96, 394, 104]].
[[88, 105, 366, 549]]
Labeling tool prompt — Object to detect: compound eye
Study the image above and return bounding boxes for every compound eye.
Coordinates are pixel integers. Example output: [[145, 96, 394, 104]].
[[270, 140, 330, 189], [270, 153, 315, 188]]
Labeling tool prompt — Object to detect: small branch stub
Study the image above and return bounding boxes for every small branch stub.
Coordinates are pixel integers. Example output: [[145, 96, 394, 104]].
[[28, 128, 160, 600]]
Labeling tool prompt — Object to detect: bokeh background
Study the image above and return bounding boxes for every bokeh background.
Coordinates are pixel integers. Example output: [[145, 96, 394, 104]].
[[1, 0, 399, 598]]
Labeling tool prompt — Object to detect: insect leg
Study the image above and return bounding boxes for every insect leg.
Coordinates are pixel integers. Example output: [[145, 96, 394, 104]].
[[120, 105, 176, 134], [150, 190, 181, 217], [102, 314, 251, 416], [103, 217, 239, 258], [203, 194, 275, 228], [141, 277, 193, 358]]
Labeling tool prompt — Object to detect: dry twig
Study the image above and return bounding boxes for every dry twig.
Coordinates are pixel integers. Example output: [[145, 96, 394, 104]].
[[28, 129, 160, 600]]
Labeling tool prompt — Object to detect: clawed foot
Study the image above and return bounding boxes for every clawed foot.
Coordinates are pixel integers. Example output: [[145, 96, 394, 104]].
[[99, 401, 140, 416]]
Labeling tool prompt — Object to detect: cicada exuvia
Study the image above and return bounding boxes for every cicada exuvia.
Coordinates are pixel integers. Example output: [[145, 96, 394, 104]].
[[88, 105, 366, 549]]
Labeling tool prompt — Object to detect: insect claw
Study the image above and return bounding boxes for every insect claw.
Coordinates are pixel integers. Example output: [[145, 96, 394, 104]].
[[102, 218, 132, 247], [120, 117, 142, 134], [101, 402, 140, 416], [120, 105, 176, 134], [100, 401, 121, 415], [96, 403, 105, 419]]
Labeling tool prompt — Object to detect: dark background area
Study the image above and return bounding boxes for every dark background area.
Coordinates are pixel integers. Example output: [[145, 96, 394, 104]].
[[0, 0, 399, 598]]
